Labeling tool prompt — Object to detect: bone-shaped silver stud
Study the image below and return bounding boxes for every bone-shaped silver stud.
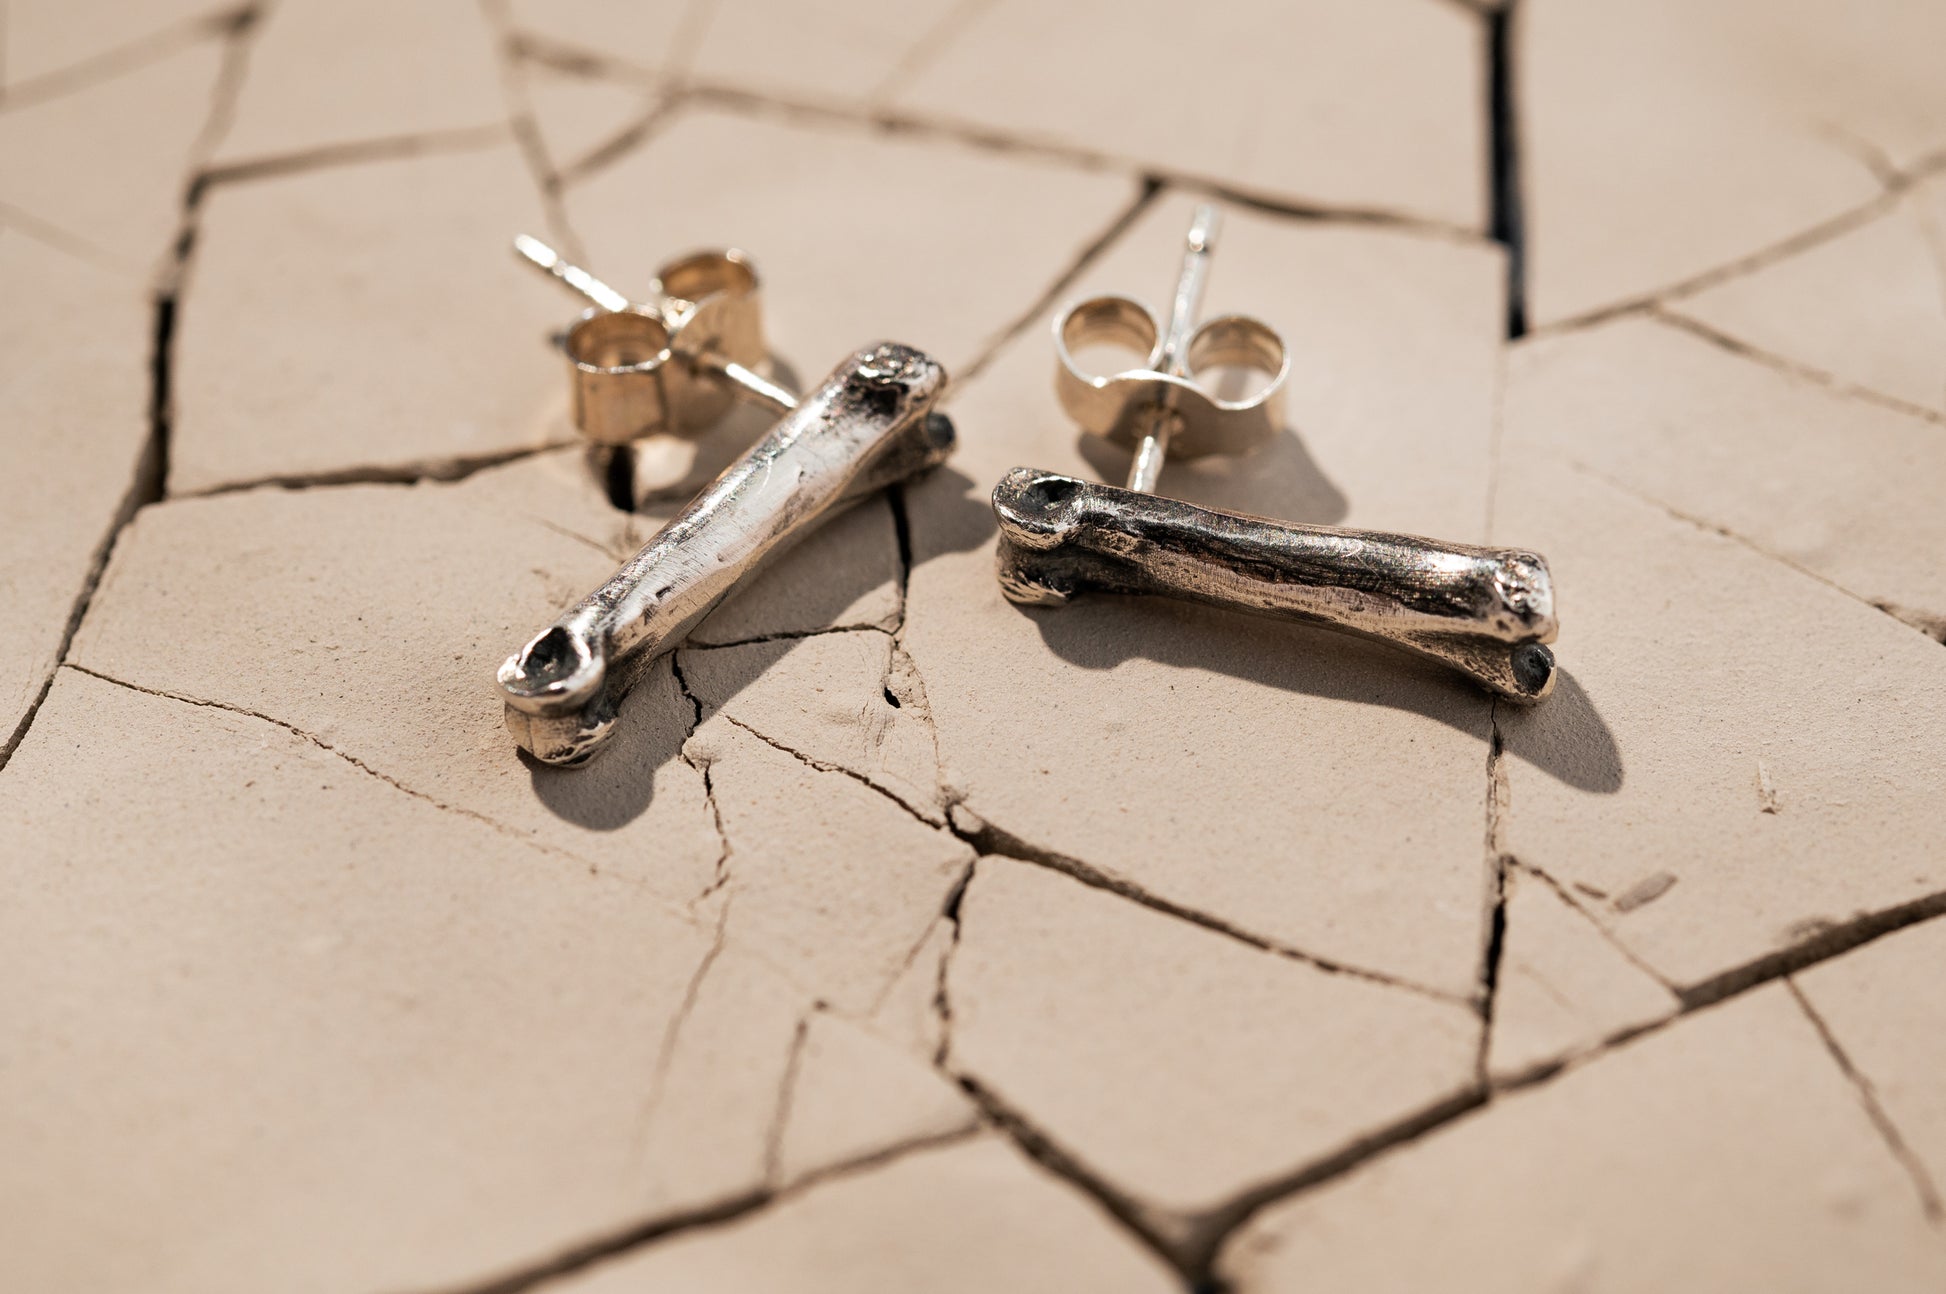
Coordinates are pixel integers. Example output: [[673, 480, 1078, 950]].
[[499, 241, 955, 765], [991, 204, 1559, 702]]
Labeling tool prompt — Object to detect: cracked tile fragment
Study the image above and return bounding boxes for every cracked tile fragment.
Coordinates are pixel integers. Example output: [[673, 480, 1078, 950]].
[[1796, 919, 1946, 1209], [1506, 315, 1946, 636], [1486, 867, 1677, 1084], [503, 0, 702, 80], [681, 629, 941, 821], [210, 0, 506, 167], [562, 107, 1140, 379], [1220, 987, 1946, 1293], [685, 0, 968, 107], [0, 34, 228, 277], [771, 1011, 976, 1190], [1668, 177, 1946, 417], [890, 0, 1486, 229], [513, 55, 657, 182], [172, 144, 569, 494], [67, 482, 724, 897], [945, 858, 1478, 1250], [902, 194, 1507, 996], [1493, 452, 1946, 993], [1521, 0, 1946, 325], [0, 231, 152, 754], [0, 668, 762, 1294], [683, 717, 971, 1012], [0, 0, 233, 92], [543, 1134, 1180, 1294]]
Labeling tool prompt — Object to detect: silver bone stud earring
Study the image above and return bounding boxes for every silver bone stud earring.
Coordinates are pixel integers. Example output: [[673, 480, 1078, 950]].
[[990, 204, 1559, 702], [499, 236, 956, 765]]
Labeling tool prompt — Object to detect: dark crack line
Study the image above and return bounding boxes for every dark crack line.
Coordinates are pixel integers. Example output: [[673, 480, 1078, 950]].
[[1650, 306, 1946, 429], [175, 437, 577, 500], [423, 1124, 984, 1294], [951, 1072, 1198, 1273], [634, 896, 731, 1154], [668, 652, 734, 903], [1192, 899, 1946, 1273], [1511, 859, 1680, 993], [762, 1011, 814, 1188], [0, 198, 130, 276], [1787, 979, 1946, 1223], [868, 0, 998, 104], [63, 664, 601, 873], [685, 623, 894, 651], [196, 122, 513, 189], [680, 81, 1492, 244], [713, 711, 944, 827], [1555, 450, 1946, 646], [1475, 711, 1510, 1082], [954, 812, 1467, 1006], [0, 2, 252, 113], [2, 9, 258, 770], [1525, 156, 1946, 339], [954, 179, 1162, 388], [1486, 0, 1525, 337]]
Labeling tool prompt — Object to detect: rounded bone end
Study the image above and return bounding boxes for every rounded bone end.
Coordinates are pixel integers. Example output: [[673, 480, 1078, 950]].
[[1507, 642, 1557, 702], [991, 467, 1088, 551], [499, 624, 607, 715]]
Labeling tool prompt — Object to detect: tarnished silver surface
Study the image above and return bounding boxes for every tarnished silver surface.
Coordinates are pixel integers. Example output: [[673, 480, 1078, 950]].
[[995, 203, 1560, 702], [994, 469, 1557, 700], [500, 342, 955, 765], [515, 235, 795, 444]]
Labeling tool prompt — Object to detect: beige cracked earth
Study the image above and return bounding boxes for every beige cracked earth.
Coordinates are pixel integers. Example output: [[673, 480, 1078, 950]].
[[5, 1, 1946, 1291]]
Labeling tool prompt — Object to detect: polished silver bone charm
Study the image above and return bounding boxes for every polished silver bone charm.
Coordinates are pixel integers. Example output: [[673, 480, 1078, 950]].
[[992, 205, 1559, 702], [499, 238, 954, 764]]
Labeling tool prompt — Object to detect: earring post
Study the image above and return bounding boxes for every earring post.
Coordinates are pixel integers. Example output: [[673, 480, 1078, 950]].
[[1126, 203, 1220, 493], [513, 234, 632, 315]]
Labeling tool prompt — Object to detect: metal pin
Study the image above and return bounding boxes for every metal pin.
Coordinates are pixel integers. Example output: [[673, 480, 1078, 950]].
[[1125, 203, 1218, 493], [995, 204, 1560, 702], [515, 235, 794, 441]]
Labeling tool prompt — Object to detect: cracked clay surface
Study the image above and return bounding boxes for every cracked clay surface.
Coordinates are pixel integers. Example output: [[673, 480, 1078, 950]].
[[4, 1, 1945, 1290]]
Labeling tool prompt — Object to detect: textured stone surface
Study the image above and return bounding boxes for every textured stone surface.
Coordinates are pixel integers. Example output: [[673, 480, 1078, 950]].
[[1222, 987, 1946, 1293], [548, 1135, 1182, 1294], [0, 668, 781, 1294], [687, 0, 965, 106], [1669, 177, 1946, 417], [946, 858, 1478, 1243], [1492, 450, 1946, 992], [211, 0, 505, 165], [1506, 315, 1946, 639], [1521, 0, 1946, 324], [172, 144, 567, 493], [0, 0, 233, 92], [9, 2, 1946, 1288], [1797, 922, 1946, 1204], [1485, 866, 1679, 1083], [502, 0, 695, 77], [0, 36, 226, 276], [564, 108, 1140, 379], [894, 0, 1486, 229], [0, 233, 152, 753]]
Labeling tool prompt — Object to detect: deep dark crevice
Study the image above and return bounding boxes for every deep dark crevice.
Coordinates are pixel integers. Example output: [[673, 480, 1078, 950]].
[[0, 240, 181, 771], [887, 484, 914, 595], [1486, 1, 1526, 338], [600, 445, 637, 513]]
